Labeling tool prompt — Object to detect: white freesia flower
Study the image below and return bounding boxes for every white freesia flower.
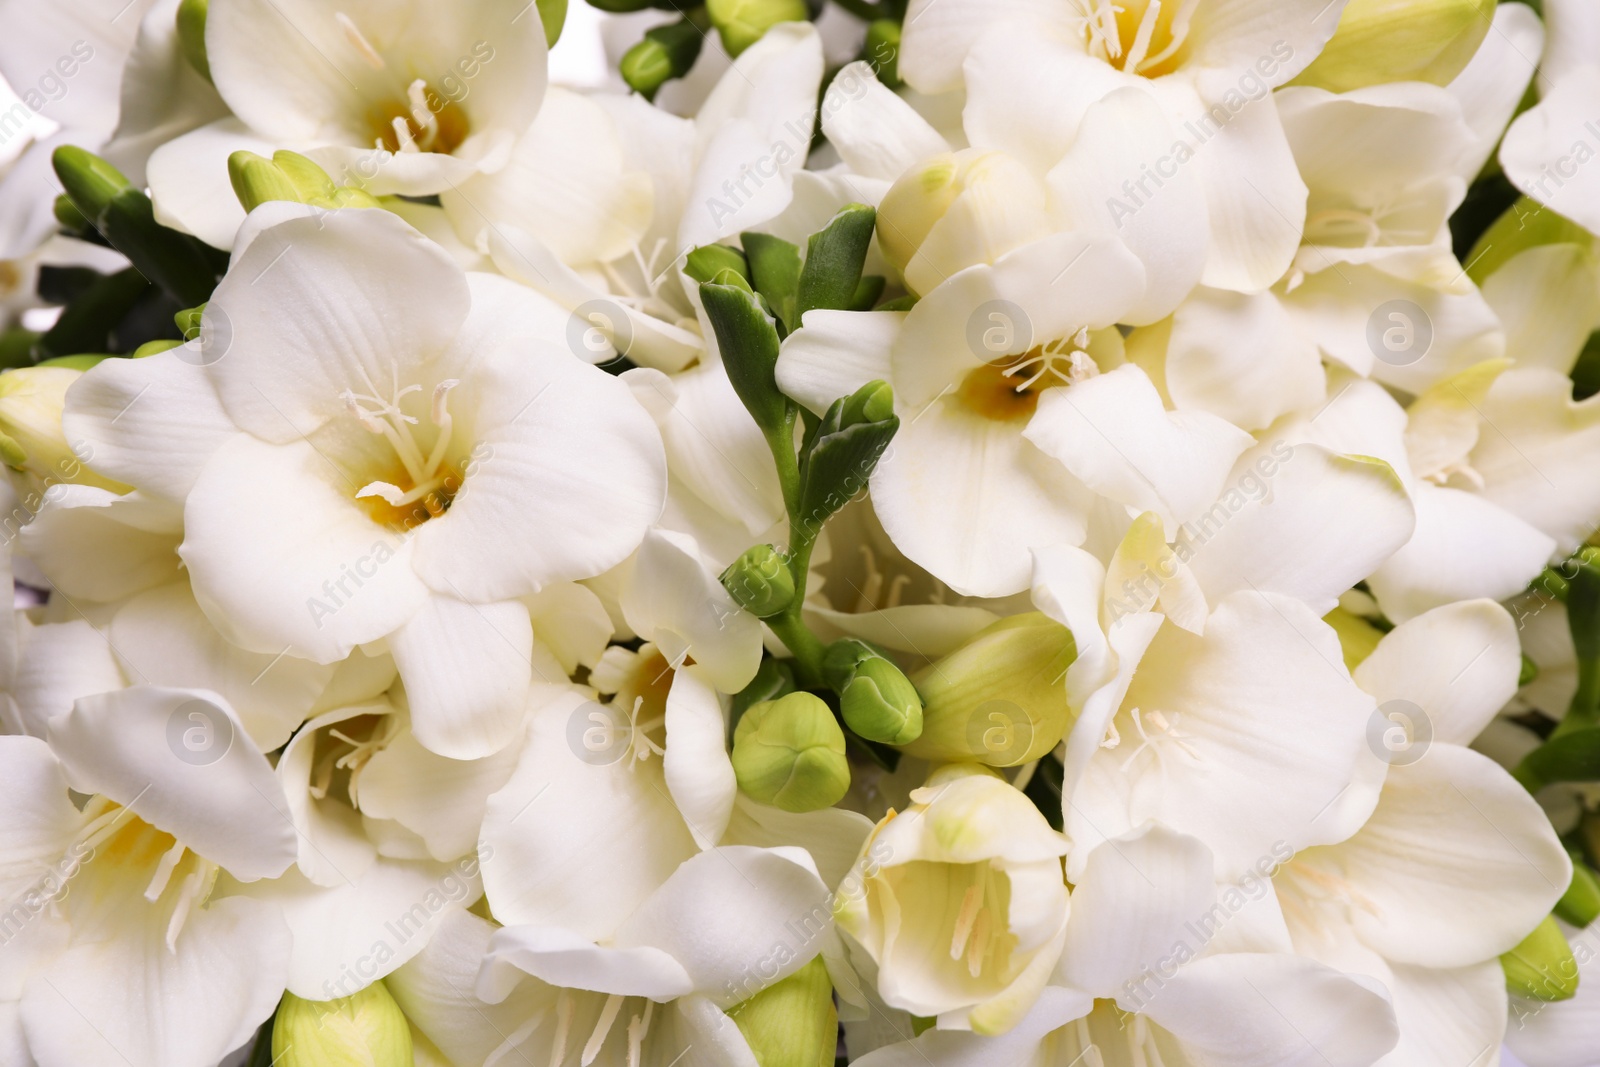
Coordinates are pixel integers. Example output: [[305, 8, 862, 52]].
[[145, 0, 548, 248], [1, 687, 297, 1067], [896, 0, 1353, 318], [833, 764, 1070, 1035], [851, 825, 1401, 1066], [1501, 0, 1600, 237], [63, 205, 666, 757], [1276, 600, 1572, 1061]]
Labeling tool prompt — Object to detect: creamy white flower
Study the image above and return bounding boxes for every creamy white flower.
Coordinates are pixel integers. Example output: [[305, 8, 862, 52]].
[[1, 687, 296, 1067], [63, 205, 667, 758], [1276, 600, 1571, 1062], [146, 0, 548, 247], [1502, 0, 1600, 237]]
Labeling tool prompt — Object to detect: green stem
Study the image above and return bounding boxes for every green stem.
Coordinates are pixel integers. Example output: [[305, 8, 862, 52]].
[[1555, 656, 1600, 739]]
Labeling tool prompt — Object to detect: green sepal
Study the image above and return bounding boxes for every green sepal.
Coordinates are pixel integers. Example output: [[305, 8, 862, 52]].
[[700, 280, 791, 437], [1502, 915, 1580, 1001], [795, 203, 875, 320], [176, 0, 211, 81], [538, 0, 568, 46], [1555, 859, 1600, 928], [849, 274, 886, 311], [875, 293, 917, 312], [53, 195, 90, 234], [741, 231, 803, 333], [795, 380, 898, 536], [728, 954, 837, 1067], [686, 243, 750, 285]]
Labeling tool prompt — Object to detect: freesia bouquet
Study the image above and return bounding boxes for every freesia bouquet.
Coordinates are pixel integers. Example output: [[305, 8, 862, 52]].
[[0, 0, 1598, 1064]]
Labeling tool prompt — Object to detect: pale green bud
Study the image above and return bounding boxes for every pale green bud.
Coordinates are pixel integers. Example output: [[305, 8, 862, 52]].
[[175, 0, 211, 82], [273, 983, 414, 1067], [1323, 606, 1385, 672], [875, 149, 1048, 297], [1556, 860, 1600, 928], [721, 544, 796, 618], [271, 150, 337, 202], [728, 954, 836, 1067], [0, 368, 122, 489], [824, 639, 922, 745], [621, 17, 705, 101], [840, 379, 894, 427], [903, 613, 1076, 767], [685, 243, 751, 286], [52, 146, 131, 225], [1294, 0, 1498, 94], [732, 691, 849, 812], [1502, 916, 1580, 1001], [706, 0, 809, 57], [228, 151, 302, 211]]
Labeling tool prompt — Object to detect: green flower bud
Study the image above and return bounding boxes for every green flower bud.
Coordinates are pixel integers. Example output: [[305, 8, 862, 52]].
[[824, 639, 922, 745], [1502, 916, 1580, 1002], [52, 194, 89, 233], [1520, 654, 1540, 687], [622, 17, 705, 101], [685, 243, 751, 286], [728, 954, 836, 1067], [1323, 606, 1385, 671], [732, 691, 849, 812], [272, 983, 414, 1067], [175, 303, 205, 341], [0, 367, 122, 488], [706, 0, 809, 57], [1556, 859, 1600, 928], [863, 19, 901, 88], [271, 150, 337, 202], [1294, 0, 1498, 94], [732, 656, 797, 731], [840, 379, 894, 427], [132, 340, 184, 358], [721, 544, 796, 618], [176, 0, 211, 82], [52, 146, 131, 225], [903, 613, 1076, 767], [228, 150, 303, 212]]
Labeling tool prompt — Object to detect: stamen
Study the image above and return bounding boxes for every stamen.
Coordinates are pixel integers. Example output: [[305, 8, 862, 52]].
[[144, 839, 187, 902], [950, 881, 984, 960], [393, 115, 417, 153], [1122, 0, 1162, 73], [966, 905, 992, 977], [626, 1000, 654, 1067], [1136, 0, 1201, 71], [335, 12, 386, 70], [583, 994, 626, 1065], [549, 992, 575, 1067]]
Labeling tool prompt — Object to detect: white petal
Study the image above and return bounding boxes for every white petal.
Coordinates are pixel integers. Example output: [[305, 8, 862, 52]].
[[1179, 444, 1416, 616], [387, 594, 533, 760], [1025, 365, 1254, 535], [1502, 65, 1600, 237], [1380, 960, 1508, 1067], [48, 686, 297, 881], [871, 395, 1093, 598], [1162, 287, 1325, 431], [0, 736, 84, 904], [621, 529, 763, 695], [204, 207, 471, 442], [1445, 2, 1546, 180], [181, 434, 428, 662], [480, 688, 698, 937], [1475, 367, 1600, 553], [1325, 744, 1569, 969], [144, 118, 270, 250], [19, 487, 181, 602], [615, 846, 831, 1005], [62, 347, 234, 503], [1354, 600, 1520, 747], [526, 581, 613, 674], [777, 310, 900, 417], [1139, 952, 1400, 1067], [477, 925, 692, 1002], [359, 720, 522, 861], [723, 793, 875, 890], [663, 665, 736, 850], [897, 0, 1058, 94], [20, 895, 290, 1067], [239, 855, 482, 999], [1483, 243, 1600, 374], [1058, 825, 1216, 997], [8, 618, 125, 740], [821, 62, 950, 181], [1385, 489, 1551, 627]]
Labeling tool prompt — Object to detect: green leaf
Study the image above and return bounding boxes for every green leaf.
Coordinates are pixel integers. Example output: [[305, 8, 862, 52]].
[[795, 203, 876, 320], [699, 281, 790, 436], [1515, 728, 1600, 792], [741, 231, 803, 333], [37, 268, 156, 359]]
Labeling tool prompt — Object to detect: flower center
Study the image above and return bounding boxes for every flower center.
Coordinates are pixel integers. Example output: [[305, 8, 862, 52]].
[[598, 238, 700, 330], [494, 990, 656, 1067], [1100, 706, 1200, 775], [1067, 1005, 1177, 1067], [956, 330, 1098, 422], [342, 369, 464, 528], [1070, 0, 1200, 78], [335, 12, 470, 155], [309, 712, 399, 811]]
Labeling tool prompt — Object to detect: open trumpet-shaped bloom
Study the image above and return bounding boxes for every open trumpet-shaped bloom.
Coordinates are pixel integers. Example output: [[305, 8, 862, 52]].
[[63, 205, 666, 758]]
